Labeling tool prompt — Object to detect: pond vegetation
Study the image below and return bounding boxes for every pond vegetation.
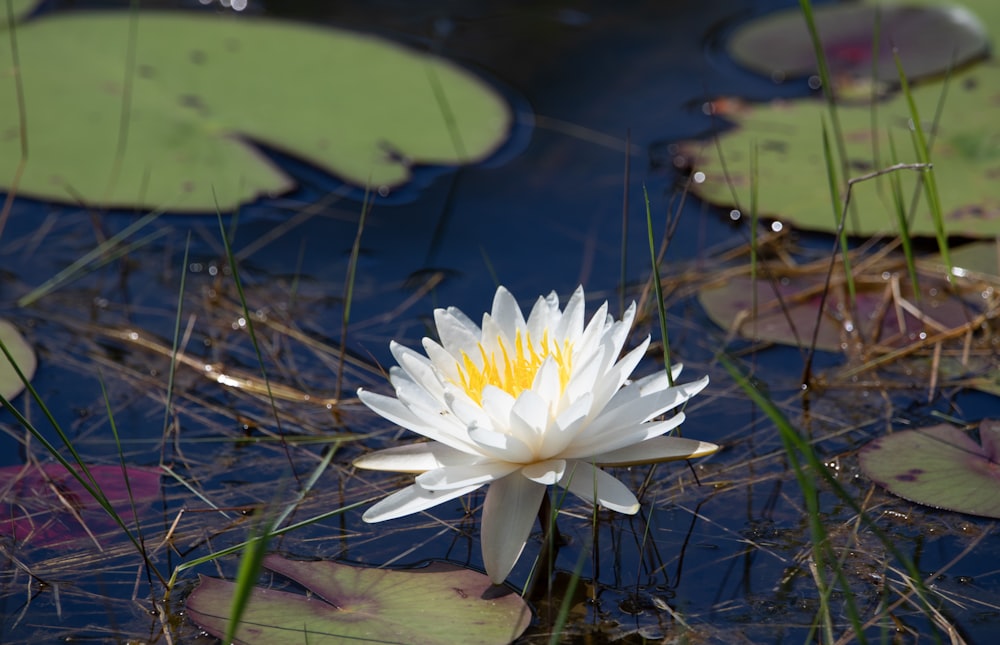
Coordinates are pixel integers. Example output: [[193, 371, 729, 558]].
[[1, 0, 1000, 643]]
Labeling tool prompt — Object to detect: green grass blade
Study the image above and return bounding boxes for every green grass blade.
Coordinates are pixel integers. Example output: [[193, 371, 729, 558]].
[[821, 119, 856, 304], [643, 185, 673, 386], [160, 231, 191, 442], [893, 52, 952, 278], [337, 187, 371, 397], [887, 132, 920, 294], [17, 210, 163, 306]]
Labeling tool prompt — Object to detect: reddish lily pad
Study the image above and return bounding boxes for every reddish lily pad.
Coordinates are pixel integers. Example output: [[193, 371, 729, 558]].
[[185, 554, 532, 645], [0, 463, 161, 546], [0, 319, 36, 401], [728, 4, 988, 87], [698, 271, 981, 352], [859, 420, 1000, 518]]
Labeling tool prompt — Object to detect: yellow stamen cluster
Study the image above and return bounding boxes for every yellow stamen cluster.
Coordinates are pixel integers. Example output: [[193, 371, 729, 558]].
[[456, 330, 573, 403]]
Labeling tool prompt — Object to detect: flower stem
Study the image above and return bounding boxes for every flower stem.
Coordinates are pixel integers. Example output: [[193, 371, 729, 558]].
[[527, 492, 565, 601]]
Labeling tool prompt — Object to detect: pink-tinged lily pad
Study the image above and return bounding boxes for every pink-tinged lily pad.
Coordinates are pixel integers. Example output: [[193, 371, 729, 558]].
[[698, 272, 980, 352], [0, 319, 36, 401], [185, 555, 531, 645], [859, 420, 1000, 518], [728, 4, 988, 87], [0, 463, 161, 546]]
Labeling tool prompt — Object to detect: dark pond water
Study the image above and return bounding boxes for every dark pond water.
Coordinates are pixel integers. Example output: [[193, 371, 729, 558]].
[[2, 0, 1000, 642]]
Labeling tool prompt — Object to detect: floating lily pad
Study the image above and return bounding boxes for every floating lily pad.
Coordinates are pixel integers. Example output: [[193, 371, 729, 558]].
[[923, 239, 1000, 280], [728, 4, 988, 87], [0, 0, 41, 26], [185, 555, 532, 645], [698, 271, 981, 352], [868, 0, 1000, 44], [0, 463, 161, 546], [679, 62, 1000, 238], [0, 319, 36, 401], [924, 354, 1000, 398], [0, 11, 512, 211], [859, 420, 1000, 518]]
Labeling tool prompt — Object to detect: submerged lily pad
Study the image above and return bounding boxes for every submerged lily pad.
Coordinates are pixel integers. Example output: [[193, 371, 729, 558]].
[[0, 319, 36, 401], [859, 420, 1000, 518], [728, 4, 988, 87], [0, 11, 512, 211], [0, 463, 161, 546], [698, 271, 981, 352], [679, 61, 1000, 238], [185, 555, 531, 645]]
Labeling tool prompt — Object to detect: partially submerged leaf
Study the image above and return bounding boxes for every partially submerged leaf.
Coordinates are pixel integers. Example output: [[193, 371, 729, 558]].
[[0, 11, 512, 211], [185, 555, 532, 645], [678, 62, 1000, 238], [728, 4, 988, 88], [859, 421, 1000, 518], [698, 271, 981, 352], [0, 463, 161, 546], [0, 319, 36, 401]]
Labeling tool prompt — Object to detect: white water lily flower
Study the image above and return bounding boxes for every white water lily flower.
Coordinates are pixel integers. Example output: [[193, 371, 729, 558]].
[[355, 285, 717, 583]]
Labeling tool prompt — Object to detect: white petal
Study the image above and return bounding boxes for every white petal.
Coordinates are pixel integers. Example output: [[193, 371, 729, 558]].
[[521, 459, 566, 485], [480, 473, 547, 583], [441, 384, 491, 429], [531, 356, 561, 406], [592, 436, 720, 466], [554, 286, 585, 341], [480, 313, 511, 359], [391, 342, 446, 401], [490, 286, 526, 336], [587, 374, 708, 438], [434, 307, 482, 359], [539, 392, 592, 459], [563, 415, 687, 459], [416, 462, 518, 491], [358, 389, 477, 454], [510, 389, 549, 444], [362, 482, 482, 522], [422, 338, 461, 381], [576, 300, 609, 353], [468, 425, 535, 462], [588, 337, 649, 415], [526, 292, 559, 340], [480, 386, 515, 428], [389, 369, 448, 416], [563, 346, 604, 405], [559, 462, 639, 514], [354, 442, 475, 473]]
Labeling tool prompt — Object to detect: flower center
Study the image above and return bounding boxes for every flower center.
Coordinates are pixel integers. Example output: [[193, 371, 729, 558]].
[[456, 330, 572, 403]]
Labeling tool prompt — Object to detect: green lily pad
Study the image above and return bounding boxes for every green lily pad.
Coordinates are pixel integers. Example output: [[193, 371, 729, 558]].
[[185, 554, 532, 645], [0, 11, 512, 212], [0, 0, 41, 27], [859, 420, 1000, 518], [698, 271, 981, 352], [729, 4, 988, 87], [923, 239, 1000, 281], [866, 0, 1000, 44], [678, 62, 1000, 238], [0, 319, 36, 401]]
